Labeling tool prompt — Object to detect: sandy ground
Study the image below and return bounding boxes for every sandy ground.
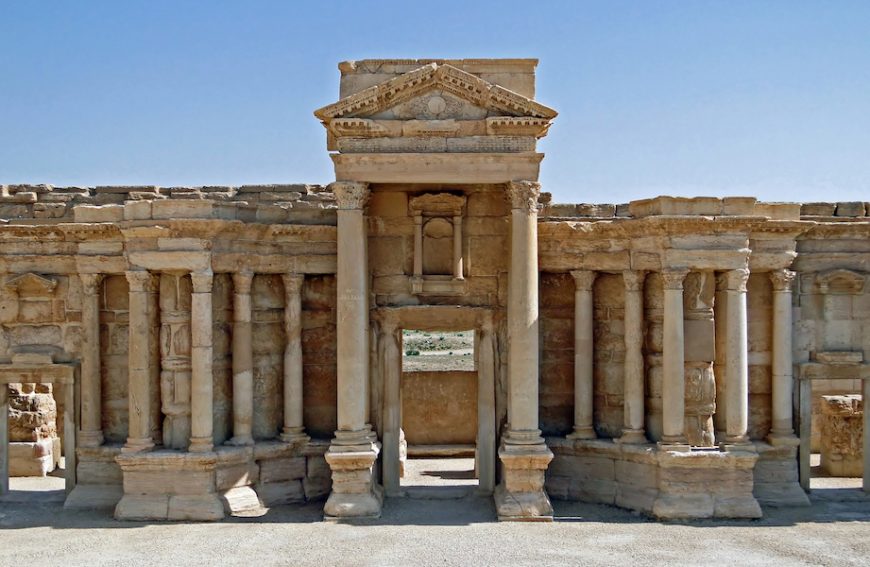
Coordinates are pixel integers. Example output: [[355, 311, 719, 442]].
[[402, 330, 474, 372], [2, 466, 870, 567]]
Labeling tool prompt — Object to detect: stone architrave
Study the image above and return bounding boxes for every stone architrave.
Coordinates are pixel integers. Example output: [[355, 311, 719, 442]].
[[228, 270, 254, 446], [660, 268, 689, 449], [189, 270, 214, 453], [123, 270, 156, 453], [768, 269, 798, 444], [620, 270, 647, 444], [324, 181, 383, 520], [78, 273, 104, 447], [567, 270, 596, 440], [496, 180, 553, 522], [280, 273, 308, 443]]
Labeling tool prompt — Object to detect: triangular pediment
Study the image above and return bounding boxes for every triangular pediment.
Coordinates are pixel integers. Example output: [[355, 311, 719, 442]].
[[314, 63, 557, 122]]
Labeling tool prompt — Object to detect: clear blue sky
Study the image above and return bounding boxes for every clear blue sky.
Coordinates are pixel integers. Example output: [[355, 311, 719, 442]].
[[1, 1, 868, 203]]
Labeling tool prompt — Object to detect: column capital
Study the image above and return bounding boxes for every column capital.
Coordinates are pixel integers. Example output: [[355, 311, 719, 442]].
[[191, 270, 213, 293], [125, 270, 157, 293], [79, 273, 104, 295], [720, 268, 750, 292], [623, 270, 647, 292], [570, 269, 597, 291], [661, 268, 689, 290], [232, 270, 254, 294], [506, 180, 541, 213], [769, 269, 796, 292], [282, 273, 304, 296], [330, 181, 370, 210]]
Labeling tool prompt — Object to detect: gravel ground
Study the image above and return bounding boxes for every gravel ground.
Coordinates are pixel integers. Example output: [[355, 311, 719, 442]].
[[2, 488, 869, 566]]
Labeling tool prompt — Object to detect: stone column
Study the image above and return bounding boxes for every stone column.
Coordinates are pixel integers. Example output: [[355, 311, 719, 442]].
[[453, 214, 464, 280], [497, 180, 553, 522], [477, 316, 497, 495], [189, 270, 214, 453], [413, 214, 423, 278], [123, 270, 156, 453], [661, 268, 689, 448], [567, 270, 596, 440], [1, 383, 8, 495], [621, 270, 647, 444], [380, 321, 402, 497], [723, 268, 751, 447], [280, 273, 308, 442], [769, 269, 798, 444], [228, 270, 254, 446], [713, 276, 728, 439], [78, 273, 104, 447], [324, 181, 382, 519]]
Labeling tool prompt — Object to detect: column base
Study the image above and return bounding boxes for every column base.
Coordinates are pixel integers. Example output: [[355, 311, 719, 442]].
[[121, 437, 154, 454], [720, 440, 756, 454], [77, 430, 104, 448], [495, 435, 554, 522], [189, 437, 214, 453], [657, 440, 690, 452], [225, 435, 255, 447], [766, 432, 800, 447], [279, 428, 310, 444], [617, 429, 647, 444], [566, 426, 596, 441], [323, 434, 383, 520]]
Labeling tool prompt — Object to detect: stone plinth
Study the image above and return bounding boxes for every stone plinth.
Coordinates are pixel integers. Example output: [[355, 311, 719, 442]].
[[819, 395, 863, 477], [65, 445, 124, 510], [323, 444, 383, 520], [495, 442, 554, 521]]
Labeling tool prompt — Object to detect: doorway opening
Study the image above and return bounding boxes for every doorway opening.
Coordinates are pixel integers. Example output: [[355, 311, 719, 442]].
[[806, 384, 865, 499], [400, 329, 478, 497]]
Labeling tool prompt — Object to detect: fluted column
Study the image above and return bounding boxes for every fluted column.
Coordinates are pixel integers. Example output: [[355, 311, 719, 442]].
[[123, 270, 156, 453], [228, 270, 254, 446], [280, 273, 307, 442], [189, 270, 214, 453], [79, 273, 104, 447], [661, 268, 689, 448], [723, 268, 750, 446], [769, 269, 798, 444], [621, 270, 647, 444], [567, 270, 596, 440]]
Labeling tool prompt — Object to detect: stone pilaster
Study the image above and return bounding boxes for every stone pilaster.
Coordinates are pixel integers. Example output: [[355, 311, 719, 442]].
[[722, 268, 751, 447], [620, 270, 647, 444], [123, 270, 156, 453], [324, 181, 382, 520], [768, 269, 798, 445], [497, 180, 553, 521], [0, 382, 8, 495], [380, 321, 403, 497], [78, 273, 104, 447], [567, 270, 596, 440], [280, 273, 308, 443], [660, 268, 689, 449], [453, 214, 464, 280], [228, 270, 254, 446], [189, 270, 214, 453]]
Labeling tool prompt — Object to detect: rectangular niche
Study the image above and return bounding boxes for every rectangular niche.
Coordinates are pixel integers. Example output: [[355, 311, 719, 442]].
[[409, 192, 467, 296]]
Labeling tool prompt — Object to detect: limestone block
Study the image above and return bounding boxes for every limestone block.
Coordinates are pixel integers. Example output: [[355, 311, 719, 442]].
[[220, 486, 263, 515], [77, 459, 123, 484], [819, 394, 863, 477], [256, 480, 305, 506], [33, 203, 68, 219], [9, 440, 55, 476], [216, 462, 259, 490], [64, 484, 124, 510], [123, 469, 216, 495], [801, 202, 835, 216], [652, 493, 714, 519], [615, 485, 657, 513], [614, 460, 658, 489], [259, 457, 306, 483], [0, 192, 37, 203], [168, 494, 225, 521], [124, 200, 152, 220], [115, 494, 170, 520], [835, 202, 865, 217], [73, 204, 125, 223], [0, 204, 32, 218], [303, 476, 332, 500]]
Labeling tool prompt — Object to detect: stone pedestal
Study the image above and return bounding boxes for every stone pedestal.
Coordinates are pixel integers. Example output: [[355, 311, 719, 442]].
[[323, 443, 383, 520], [495, 441, 554, 521], [819, 395, 863, 477]]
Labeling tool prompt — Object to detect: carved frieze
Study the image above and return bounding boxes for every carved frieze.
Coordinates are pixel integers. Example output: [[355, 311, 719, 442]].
[[408, 193, 466, 216]]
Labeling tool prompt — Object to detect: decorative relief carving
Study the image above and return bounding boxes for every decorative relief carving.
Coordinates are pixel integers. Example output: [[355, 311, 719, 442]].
[[79, 273, 104, 296], [125, 270, 158, 293], [486, 116, 552, 138], [623, 270, 647, 292], [816, 269, 865, 295], [314, 62, 557, 122], [328, 118, 387, 138], [506, 181, 541, 213], [408, 192, 466, 216], [190, 271, 213, 293], [769, 269, 797, 292], [330, 182, 370, 210], [4, 273, 57, 297]]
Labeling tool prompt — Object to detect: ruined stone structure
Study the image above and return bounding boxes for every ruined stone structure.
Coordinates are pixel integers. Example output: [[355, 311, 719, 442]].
[[1, 59, 869, 521]]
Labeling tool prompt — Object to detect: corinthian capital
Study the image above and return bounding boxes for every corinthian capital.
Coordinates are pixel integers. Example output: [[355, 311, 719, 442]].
[[769, 269, 796, 292], [190, 270, 214, 293], [79, 273, 104, 295], [125, 270, 157, 293], [723, 268, 750, 292], [623, 270, 647, 292], [661, 268, 689, 290], [571, 270, 597, 292], [506, 180, 541, 213], [330, 182, 370, 210]]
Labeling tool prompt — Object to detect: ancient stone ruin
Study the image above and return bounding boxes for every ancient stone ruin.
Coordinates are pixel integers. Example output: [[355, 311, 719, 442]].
[[0, 59, 868, 521]]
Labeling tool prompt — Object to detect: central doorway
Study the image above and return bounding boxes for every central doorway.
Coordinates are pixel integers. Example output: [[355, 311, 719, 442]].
[[374, 306, 497, 499], [401, 329, 477, 497]]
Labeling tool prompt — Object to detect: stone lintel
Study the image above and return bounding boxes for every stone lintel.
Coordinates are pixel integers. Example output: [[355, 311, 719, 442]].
[[331, 153, 543, 184]]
